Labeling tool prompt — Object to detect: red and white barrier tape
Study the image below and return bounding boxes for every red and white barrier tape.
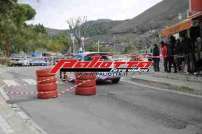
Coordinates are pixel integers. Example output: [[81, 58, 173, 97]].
[[6, 79, 92, 97]]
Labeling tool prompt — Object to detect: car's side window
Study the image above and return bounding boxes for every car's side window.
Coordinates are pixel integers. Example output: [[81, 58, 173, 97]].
[[84, 56, 92, 61], [74, 55, 82, 61]]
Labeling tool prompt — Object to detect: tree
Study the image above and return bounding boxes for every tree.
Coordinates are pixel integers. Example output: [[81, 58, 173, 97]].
[[67, 17, 88, 50], [123, 44, 135, 54], [0, 0, 69, 56], [48, 33, 70, 52], [13, 4, 36, 27], [30, 24, 47, 34], [0, 0, 36, 56]]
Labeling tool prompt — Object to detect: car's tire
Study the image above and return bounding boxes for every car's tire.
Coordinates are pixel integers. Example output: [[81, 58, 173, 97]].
[[112, 78, 120, 84]]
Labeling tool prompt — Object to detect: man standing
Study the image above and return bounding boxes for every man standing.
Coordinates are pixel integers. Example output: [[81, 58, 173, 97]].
[[168, 36, 177, 73], [195, 37, 202, 74], [182, 35, 192, 73], [161, 41, 168, 72], [176, 39, 183, 71], [153, 44, 160, 72]]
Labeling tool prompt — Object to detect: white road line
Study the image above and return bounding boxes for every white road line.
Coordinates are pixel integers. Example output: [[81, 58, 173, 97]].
[[0, 88, 10, 101], [22, 79, 36, 85], [17, 111, 30, 121], [3, 80, 20, 87], [0, 115, 14, 134], [11, 104, 48, 134], [122, 79, 202, 99]]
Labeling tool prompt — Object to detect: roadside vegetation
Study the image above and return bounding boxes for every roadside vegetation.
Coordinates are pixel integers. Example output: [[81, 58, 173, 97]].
[[0, 0, 70, 57]]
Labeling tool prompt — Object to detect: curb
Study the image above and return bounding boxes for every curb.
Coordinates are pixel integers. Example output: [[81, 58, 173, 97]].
[[0, 86, 47, 134], [152, 73, 202, 83], [122, 79, 202, 99], [126, 77, 202, 97]]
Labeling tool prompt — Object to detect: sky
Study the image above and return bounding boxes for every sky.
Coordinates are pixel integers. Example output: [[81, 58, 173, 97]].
[[18, 0, 162, 30]]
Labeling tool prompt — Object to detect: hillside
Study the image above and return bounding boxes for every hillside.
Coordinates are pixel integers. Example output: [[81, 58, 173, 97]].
[[111, 0, 189, 34], [82, 19, 122, 36], [47, 0, 189, 37], [46, 0, 189, 52], [46, 27, 67, 36]]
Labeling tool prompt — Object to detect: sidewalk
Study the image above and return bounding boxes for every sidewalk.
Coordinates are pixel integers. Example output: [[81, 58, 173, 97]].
[[0, 88, 47, 134], [128, 71, 202, 95]]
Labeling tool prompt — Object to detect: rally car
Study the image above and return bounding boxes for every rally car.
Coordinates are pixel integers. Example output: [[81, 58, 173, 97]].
[[60, 52, 121, 84]]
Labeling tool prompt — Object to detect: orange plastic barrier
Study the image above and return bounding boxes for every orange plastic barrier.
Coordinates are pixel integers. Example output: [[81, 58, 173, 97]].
[[36, 68, 58, 99], [75, 72, 96, 96]]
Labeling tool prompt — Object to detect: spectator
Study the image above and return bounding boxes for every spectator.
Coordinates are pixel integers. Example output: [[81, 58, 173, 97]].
[[161, 41, 168, 72], [168, 36, 177, 73], [152, 44, 160, 72], [176, 39, 183, 71], [182, 35, 192, 73], [195, 37, 202, 74]]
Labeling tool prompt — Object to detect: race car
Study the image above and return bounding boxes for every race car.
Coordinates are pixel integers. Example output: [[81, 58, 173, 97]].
[[60, 52, 121, 84]]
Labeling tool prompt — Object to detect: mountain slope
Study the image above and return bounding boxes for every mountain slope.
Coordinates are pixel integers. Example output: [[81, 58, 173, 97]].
[[110, 0, 189, 34], [46, 28, 67, 36], [46, 0, 189, 52], [81, 19, 122, 36], [47, 0, 189, 37]]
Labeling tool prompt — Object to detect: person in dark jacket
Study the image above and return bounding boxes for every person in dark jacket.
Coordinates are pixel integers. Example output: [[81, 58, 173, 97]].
[[195, 37, 202, 74], [153, 44, 160, 72], [168, 36, 177, 73], [182, 35, 192, 73], [176, 39, 183, 71]]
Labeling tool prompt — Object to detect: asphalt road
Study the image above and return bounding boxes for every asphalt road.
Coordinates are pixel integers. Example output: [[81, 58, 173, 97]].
[[0, 66, 202, 134]]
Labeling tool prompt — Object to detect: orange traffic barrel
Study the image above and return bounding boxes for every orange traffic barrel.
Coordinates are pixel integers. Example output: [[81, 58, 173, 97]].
[[75, 72, 96, 96], [36, 68, 58, 99], [37, 76, 57, 84], [75, 80, 96, 87]]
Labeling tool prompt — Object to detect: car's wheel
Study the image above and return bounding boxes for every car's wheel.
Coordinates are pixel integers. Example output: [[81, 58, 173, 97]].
[[112, 78, 120, 84]]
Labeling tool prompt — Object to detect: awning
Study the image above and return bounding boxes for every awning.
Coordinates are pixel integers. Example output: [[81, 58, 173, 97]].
[[188, 11, 202, 20], [161, 19, 193, 37]]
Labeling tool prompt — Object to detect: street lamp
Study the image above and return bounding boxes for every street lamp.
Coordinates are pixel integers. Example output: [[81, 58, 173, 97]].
[[70, 33, 75, 53], [97, 40, 100, 52], [113, 35, 116, 51], [81, 37, 85, 52]]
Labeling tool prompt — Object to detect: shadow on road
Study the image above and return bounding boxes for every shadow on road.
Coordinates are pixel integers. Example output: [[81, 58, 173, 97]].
[[8, 96, 38, 104]]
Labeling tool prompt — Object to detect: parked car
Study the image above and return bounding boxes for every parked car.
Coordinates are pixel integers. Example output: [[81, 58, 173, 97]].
[[30, 58, 48, 66], [142, 53, 153, 61], [62, 52, 121, 84], [9, 57, 30, 66]]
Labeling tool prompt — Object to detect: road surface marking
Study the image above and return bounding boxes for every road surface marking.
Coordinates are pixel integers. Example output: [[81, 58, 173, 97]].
[[3, 80, 20, 87], [0, 115, 14, 134], [0, 87, 10, 101], [13, 104, 48, 134], [122, 79, 202, 99], [22, 79, 36, 85]]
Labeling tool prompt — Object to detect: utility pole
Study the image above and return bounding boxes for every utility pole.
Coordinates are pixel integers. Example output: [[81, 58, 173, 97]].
[[70, 33, 75, 53], [97, 40, 100, 52], [81, 37, 85, 52]]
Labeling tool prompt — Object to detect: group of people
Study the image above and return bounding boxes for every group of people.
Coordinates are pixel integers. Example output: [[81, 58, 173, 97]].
[[152, 35, 202, 74]]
